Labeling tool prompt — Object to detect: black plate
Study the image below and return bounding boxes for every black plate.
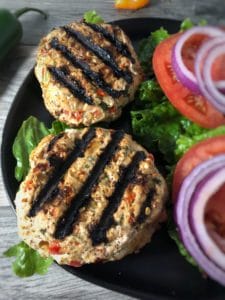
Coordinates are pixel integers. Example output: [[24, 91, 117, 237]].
[[1, 18, 225, 300]]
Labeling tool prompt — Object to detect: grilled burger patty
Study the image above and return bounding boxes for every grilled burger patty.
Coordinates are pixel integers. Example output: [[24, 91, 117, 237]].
[[35, 22, 143, 127], [15, 128, 167, 266]]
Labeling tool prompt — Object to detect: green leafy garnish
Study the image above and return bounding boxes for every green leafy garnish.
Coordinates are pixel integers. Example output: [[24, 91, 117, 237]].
[[180, 18, 195, 31], [132, 79, 225, 164], [180, 18, 207, 31], [49, 120, 69, 135], [131, 76, 225, 268], [175, 125, 225, 159], [12, 116, 49, 181], [138, 27, 169, 75], [4, 242, 53, 277], [138, 80, 164, 103], [83, 10, 104, 24], [12, 116, 69, 182], [167, 217, 198, 267], [131, 80, 209, 164], [131, 101, 183, 163]]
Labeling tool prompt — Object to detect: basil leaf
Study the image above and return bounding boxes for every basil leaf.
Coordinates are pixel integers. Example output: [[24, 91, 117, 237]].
[[12, 116, 49, 181], [12, 116, 70, 182], [49, 120, 69, 135], [4, 242, 53, 277]]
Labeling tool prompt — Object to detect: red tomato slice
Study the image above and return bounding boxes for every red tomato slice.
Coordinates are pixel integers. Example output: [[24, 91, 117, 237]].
[[152, 34, 225, 128], [172, 135, 225, 202]]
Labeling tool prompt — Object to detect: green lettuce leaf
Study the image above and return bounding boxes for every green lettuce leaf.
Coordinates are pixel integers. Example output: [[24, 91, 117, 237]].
[[180, 18, 207, 31], [180, 18, 195, 31], [12, 116, 49, 181], [138, 27, 169, 76], [131, 79, 207, 164], [4, 242, 53, 277], [175, 125, 225, 159], [138, 80, 164, 104], [167, 217, 198, 267], [131, 102, 183, 163], [83, 10, 104, 24], [131, 79, 225, 165], [131, 78, 225, 268]]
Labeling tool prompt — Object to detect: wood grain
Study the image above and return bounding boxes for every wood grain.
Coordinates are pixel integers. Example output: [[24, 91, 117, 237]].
[[0, 0, 224, 298]]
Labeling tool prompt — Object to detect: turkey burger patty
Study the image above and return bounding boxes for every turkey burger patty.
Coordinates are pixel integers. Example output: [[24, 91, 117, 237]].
[[35, 21, 143, 127], [15, 128, 167, 266]]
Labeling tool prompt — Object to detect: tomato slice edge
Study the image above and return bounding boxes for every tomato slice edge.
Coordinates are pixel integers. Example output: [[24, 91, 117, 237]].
[[172, 135, 225, 202], [152, 33, 225, 129]]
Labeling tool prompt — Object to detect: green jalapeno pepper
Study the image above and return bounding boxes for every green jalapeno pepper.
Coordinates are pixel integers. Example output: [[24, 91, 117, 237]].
[[0, 7, 47, 62]]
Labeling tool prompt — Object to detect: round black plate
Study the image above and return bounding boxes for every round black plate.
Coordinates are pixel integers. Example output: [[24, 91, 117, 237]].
[[1, 18, 225, 300]]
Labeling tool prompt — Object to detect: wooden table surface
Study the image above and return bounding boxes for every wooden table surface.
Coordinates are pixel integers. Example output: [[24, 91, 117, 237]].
[[0, 0, 224, 299]]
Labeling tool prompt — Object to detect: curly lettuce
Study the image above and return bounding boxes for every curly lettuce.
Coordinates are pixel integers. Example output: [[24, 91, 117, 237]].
[[138, 28, 169, 76], [83, 10, 104, 24], [131, 78, 225, 267], [132, 79, 225, 164]]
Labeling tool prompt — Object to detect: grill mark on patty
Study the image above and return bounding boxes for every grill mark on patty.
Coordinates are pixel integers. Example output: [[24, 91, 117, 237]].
[[50, 38, 127, 98], [136, 188, 156, 224], [48, 154, 64, 168], [90, 151, 146, 245], [54, 130, 125, 240], [84, 22, 135, 63], [28, 128, 96, 217], [47, 132, 65, 152], [48, 66, 94, 105], [62, 26, 133, 84]]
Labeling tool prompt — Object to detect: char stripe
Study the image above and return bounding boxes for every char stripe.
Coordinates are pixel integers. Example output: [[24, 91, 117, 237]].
[[62, 26, 133, 84], [48, 66, 94, 105], [50, 38, 127, 98], [54, 130, 125, 240], [84, 22, 135, 63], [90, 151, 146, 246], [136, 188, 155, 224], [47, 132, 64, 152], [28, 128, 96, 217]]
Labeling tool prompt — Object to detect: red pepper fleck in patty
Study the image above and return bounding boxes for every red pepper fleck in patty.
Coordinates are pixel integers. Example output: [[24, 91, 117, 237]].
[[49, 241, 61, 254], [69, 260, 82, 267], [96, 88, 106, 97]]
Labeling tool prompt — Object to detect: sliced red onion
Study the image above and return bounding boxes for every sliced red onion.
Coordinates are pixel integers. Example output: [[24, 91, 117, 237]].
[[215, 80, 225, 95], [190, 168, 225, 270], [175, 155, 225, 286], [203, 44, 225, 112], [172, 26, 224, 94], [215, 80, 225, 91], [195, 37, 225, 112]]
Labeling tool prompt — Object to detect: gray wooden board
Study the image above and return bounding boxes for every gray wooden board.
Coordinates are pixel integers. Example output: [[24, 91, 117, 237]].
[[0, 0, 224, 299]]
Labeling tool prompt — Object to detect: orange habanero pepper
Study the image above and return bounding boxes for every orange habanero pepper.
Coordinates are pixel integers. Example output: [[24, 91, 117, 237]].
[[115, 0, 150, 10]]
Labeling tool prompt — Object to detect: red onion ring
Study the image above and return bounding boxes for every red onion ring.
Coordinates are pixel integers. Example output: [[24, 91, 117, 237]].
[[203, 44, 225, 111], [215, 80, 225, 91], [190, 167, 225, 270], [175, 155, 225, 286], [172, 26, 224, 94], [195, 37, 225, 112]]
